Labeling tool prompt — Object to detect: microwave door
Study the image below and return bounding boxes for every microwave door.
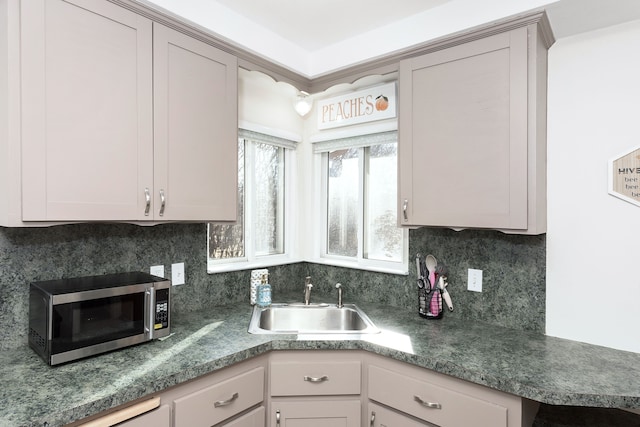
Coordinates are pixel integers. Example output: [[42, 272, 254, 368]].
[[50, 291, 148, 364]]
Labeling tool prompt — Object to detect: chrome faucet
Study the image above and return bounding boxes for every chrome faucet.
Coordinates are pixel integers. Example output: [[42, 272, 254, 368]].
[[335, 283, 343, 308], [304, 276, 313, 305]]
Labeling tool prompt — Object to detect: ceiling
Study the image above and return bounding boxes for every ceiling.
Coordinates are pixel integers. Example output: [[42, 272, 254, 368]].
[[214, 0, 451, 51], [140, 0, 640, 78]]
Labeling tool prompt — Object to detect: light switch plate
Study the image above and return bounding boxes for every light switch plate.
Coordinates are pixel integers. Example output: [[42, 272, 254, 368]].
[[467, 268, 483, 292], [172, 262, 185, 286], [150, 265, 165, 278]]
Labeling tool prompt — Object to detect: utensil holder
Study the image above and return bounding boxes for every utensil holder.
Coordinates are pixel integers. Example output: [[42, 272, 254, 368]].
[[419, 287, 443, 320]]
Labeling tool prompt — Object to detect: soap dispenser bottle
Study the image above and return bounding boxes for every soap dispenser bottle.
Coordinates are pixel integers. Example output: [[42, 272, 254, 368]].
[[257, 273, 272, 307]]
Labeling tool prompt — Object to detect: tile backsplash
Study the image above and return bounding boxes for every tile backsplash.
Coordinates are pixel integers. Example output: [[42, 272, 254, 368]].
[[0, 223, 544, 350], [302, 227, 546, 331]]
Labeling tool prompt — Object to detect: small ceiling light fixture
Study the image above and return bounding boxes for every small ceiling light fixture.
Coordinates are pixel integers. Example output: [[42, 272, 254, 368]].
[[294, 90, 312, 117]]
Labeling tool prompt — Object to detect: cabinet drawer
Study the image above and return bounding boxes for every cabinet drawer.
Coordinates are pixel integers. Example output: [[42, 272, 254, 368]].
[[369, 402, 434, 427], [119, 404, 170, 427], [369, 365, 507, 427], [271, 360, 361, 396], [174, 366, 264, 427], [77, 399, 169, 427], [221, 406, 264, 427]]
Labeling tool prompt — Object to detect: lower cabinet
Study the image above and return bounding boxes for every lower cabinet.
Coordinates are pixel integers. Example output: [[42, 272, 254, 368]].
[[268, 351, 362, 427], [271, 400, 361, 426], [71, 351, 539, 427], [70, 357, 267, 427], [369, 402, 435, 427], [369, 364, 509, 426], [367, 353, 539, 427]]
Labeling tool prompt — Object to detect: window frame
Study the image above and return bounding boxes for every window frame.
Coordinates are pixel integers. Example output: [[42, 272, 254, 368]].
[[207, 130, 299, 273], [313, 131, 409, 275]]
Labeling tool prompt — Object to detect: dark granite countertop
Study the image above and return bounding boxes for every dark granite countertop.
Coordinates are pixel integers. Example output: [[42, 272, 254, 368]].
[[2, 300, 640, 427]]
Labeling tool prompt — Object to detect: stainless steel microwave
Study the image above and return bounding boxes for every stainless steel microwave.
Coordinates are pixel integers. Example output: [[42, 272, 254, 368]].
[[29, 272, 170, 365]]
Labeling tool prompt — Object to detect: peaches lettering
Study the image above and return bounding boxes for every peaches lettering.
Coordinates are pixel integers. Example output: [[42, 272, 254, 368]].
[[321, 95, 375, 124]]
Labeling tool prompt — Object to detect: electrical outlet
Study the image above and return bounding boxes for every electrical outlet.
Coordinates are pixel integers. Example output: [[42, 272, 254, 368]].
[[150, 265, 165, 278], [467, 268, 483, 292], [172, 262, 185, 286]]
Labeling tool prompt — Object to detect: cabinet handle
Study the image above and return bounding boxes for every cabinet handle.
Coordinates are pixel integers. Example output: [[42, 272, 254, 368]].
[[159, 189, 166, 217], [144, 288, 154, 339], [303, 375, 329, 383], [276, 410, 281, 426], [414, 395, 442, 409], [213, 392, 239, 408], [370, 411, 376, 426], [402, 199, 408, 221], [144, 188, 151, 216]]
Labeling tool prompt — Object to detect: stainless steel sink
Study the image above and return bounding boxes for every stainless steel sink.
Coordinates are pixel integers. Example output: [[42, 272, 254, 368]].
[[248, 303, 379, 334]]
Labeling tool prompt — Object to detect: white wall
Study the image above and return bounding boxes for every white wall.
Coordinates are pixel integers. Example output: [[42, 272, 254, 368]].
[[546, 19, 640, 352], [238, 69, 303, 140], [237, 69, 307, 266]]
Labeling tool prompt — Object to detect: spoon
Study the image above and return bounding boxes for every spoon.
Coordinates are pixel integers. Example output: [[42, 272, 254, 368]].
[[425, 254, 437, 288], [436, 264, 453, 312]]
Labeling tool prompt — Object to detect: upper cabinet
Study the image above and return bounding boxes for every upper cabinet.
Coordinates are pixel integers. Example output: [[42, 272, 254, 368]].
[[153, 24, 238, 222], [20, 0, 154, 222], [2, 0, 237, 225], [398, 18, 552, 234]]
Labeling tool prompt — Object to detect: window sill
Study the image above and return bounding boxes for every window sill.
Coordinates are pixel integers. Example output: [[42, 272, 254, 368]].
[[206, 255, 408, 276], [207, 255, 302, 274], [307, 256, 409, 276]]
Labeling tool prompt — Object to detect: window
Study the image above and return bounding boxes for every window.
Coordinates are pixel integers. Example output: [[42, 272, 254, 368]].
[[207, 130, 296, 272], [317, 131, 408, 274]]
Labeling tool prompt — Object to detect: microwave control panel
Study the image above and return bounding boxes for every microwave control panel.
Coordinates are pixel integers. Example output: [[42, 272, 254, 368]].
[[154, 288, 169, 330]]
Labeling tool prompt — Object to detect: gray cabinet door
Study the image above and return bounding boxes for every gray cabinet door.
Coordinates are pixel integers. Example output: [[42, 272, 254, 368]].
[[369, 402, 435, 427], [21, 0, 153, 221], [153, 23, 238, 222], [399, 28, 529, 230], [271, 400, 361, 426]]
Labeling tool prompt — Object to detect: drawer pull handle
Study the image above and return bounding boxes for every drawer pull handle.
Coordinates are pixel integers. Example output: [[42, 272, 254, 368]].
[[276, 410, 281, 426], [214, 392, 239, 407], [414, 395, 442, 409], [303, 375, 329, 383], [370, 411, 376, 426]]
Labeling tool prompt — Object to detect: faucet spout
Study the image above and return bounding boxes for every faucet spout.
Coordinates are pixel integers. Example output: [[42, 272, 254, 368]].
[[336, 283, 343, 308], [304, 276, 313, 305]]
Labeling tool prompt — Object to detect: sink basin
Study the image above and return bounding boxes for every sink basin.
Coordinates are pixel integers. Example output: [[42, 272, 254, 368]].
[[248, 303, 379, 334]]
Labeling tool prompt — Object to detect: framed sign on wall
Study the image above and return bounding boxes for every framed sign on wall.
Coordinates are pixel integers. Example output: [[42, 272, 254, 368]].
[[609, 145, 640, 207], [316, 82, 396, 130]]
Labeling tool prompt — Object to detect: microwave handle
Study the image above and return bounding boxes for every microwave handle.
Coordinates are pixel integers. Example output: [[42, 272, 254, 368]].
[[145, 288, 155, 339]]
